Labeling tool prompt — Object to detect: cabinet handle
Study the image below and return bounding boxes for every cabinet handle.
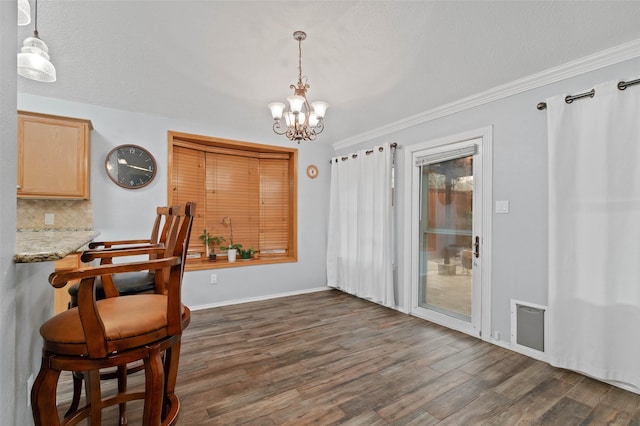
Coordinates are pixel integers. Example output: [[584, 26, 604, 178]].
[[16, 185, 21, 190]]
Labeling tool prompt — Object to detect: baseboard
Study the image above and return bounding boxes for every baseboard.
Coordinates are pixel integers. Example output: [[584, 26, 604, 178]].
[[188, 286, 331, 311], [390, 305, 410, 314], [491, 337, 640, 394], [486, 336, 549, 363]]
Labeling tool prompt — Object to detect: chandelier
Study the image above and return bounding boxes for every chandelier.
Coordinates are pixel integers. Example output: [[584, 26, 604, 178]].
[[268, 31, 329, 143]]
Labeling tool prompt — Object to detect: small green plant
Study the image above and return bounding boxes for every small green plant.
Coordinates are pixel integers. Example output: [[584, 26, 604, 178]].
[[208, 235, 226, 253], [199, 229, 226, 256], [238, 247, 255, 259], [199, 229, 211, 247]]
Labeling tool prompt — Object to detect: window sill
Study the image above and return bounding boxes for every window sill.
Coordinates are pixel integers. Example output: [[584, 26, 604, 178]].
[[184, 255, 296, 271]]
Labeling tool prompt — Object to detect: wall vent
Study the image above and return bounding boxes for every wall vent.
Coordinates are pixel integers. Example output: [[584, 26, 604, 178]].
[[510, 300, 547, 359]]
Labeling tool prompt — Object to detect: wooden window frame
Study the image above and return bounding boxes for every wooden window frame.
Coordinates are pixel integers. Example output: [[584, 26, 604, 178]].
[[168, 131, 298, 271]]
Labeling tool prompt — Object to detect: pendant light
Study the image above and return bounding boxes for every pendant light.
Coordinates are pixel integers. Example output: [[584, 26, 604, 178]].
[[18, 0, 31, 26], [17, 0, 56, 82]]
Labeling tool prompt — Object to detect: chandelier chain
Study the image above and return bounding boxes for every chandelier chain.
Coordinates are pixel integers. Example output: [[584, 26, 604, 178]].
[[298, 37, 302, 83]]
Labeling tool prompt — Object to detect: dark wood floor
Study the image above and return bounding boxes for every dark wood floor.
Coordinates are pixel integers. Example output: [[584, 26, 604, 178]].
[[57, 289, 640, 425]]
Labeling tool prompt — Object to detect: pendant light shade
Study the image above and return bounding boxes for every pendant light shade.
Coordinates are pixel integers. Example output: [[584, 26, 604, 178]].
[[18, 0, 31, 26], [17, 36, 56, 82], [17, 0, 56, 83]]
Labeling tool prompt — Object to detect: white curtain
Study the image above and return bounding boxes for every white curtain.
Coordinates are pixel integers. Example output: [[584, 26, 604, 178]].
[[327, 143, 395, 307], [547, 80, 640, 390]]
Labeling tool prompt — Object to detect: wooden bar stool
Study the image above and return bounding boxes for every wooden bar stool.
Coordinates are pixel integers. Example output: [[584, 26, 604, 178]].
[[66, 206, 174, 420], [31, 202, 194, 425]]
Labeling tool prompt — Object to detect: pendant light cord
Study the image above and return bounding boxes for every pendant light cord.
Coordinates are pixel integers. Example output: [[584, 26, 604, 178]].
[[33, 0, 39, 38]]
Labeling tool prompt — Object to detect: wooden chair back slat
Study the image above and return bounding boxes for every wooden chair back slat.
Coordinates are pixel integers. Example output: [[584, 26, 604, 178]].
[[83, 206, 173, 299]]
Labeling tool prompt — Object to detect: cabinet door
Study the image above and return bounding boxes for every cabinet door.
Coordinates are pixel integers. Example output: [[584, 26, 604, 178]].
[[17, 112, 92, 199]]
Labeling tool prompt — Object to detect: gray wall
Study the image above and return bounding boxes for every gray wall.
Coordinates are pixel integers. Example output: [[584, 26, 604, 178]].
[[336, 55, 640, 345], [1, 1, 19, 424], [14, 262, 54, 425], [3, 6, 56, 423]]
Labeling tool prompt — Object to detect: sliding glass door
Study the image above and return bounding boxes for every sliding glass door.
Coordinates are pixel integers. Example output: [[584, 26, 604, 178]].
[[411, 138, 483, 336]]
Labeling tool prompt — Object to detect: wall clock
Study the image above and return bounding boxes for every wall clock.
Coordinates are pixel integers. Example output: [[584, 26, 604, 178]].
[[306, 164, 319, 179], [105, 144, 157, 189]]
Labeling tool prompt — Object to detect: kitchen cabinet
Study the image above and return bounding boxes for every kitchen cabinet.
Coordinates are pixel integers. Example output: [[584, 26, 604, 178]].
[[17, 111, 92, 199]]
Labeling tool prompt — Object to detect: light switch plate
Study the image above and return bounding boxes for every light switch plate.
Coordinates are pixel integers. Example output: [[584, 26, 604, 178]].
[[495, 200, 510, 214]]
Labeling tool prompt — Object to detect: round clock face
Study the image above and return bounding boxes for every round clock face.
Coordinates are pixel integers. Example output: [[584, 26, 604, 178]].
[[105, 145, 157, 189]]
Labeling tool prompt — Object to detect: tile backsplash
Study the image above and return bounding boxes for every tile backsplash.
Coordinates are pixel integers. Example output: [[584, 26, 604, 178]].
[[17, 199, 93, 230]]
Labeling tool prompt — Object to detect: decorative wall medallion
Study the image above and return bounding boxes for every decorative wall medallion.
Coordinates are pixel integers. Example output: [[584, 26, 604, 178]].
[[306, 164, 318, 179]]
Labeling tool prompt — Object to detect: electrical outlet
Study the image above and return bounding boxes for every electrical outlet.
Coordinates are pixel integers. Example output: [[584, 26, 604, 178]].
[[210, 274, 217, 284], [27, 374, 34, 407], [44, 213, 55, 225]]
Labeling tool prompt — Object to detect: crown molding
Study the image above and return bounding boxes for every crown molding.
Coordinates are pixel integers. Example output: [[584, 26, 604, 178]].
[[333, 38, 640, 151]]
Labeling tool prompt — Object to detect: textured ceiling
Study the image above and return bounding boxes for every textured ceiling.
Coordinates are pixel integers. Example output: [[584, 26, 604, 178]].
[[16, 1, 640, 145]]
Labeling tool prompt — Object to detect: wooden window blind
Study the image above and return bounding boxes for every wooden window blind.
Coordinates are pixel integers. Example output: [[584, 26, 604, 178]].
[[169, 131, 297, 265], [205, 152, 260, 250], [260, 159, 289, 253], [172, 146, 205, 252]]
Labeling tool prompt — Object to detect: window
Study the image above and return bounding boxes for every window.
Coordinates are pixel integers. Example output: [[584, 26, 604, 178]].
[[168, 131, 297, 270]]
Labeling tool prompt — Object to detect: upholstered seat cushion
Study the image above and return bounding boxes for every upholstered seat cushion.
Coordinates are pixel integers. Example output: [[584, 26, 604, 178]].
[[40, 294, 185, 356], [67, 272, 156, 306]]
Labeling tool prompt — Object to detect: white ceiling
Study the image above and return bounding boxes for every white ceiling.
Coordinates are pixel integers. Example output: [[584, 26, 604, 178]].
[[16, 1, 640, 145]]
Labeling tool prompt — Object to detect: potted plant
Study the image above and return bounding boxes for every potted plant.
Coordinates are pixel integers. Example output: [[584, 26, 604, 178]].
[[222, 243, 243, 262], [207, 235, 226, 261], [221, 216, 241, 262], [238, 247, 255, 260], [199, 229, 226, 261]]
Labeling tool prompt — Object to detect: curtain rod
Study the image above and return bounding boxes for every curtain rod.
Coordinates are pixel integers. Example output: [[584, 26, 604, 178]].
[[536, 77, 640, 110], [330, 142, 398, 163]]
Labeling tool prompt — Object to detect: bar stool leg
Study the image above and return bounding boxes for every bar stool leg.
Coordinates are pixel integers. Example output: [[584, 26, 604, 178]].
[[65, 372, 83, 417], [117, 365, 128, 425], [143, 346, 165, 425], [85, 370, 102, 425], [31, 354, 61, 426]]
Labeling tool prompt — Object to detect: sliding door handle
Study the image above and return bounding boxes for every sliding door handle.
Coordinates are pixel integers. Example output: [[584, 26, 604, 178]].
[[473, 236, 480, 258]]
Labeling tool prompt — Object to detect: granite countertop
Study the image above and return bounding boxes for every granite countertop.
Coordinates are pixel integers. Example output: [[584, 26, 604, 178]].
[[15, 230, 100, 263]]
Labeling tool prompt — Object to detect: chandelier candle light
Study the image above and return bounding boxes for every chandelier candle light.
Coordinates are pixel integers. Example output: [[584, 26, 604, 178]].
[[268, 31, 329, 143]]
